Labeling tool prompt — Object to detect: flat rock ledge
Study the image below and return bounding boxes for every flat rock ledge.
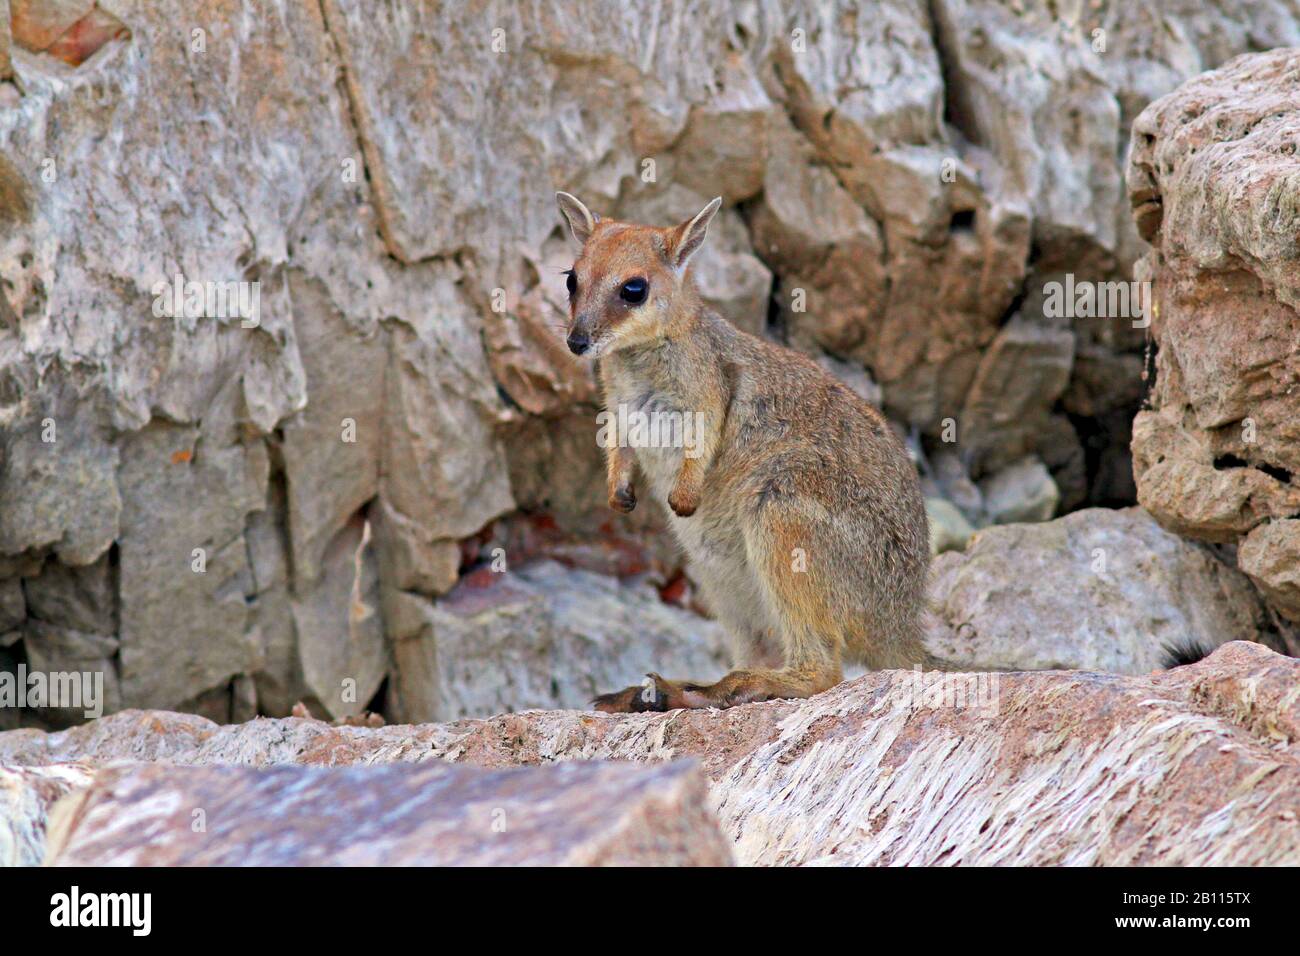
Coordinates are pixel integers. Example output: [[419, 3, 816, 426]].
[[3, 641, 1298, 866]]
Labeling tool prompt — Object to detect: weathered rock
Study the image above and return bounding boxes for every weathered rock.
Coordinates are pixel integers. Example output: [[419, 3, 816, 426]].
[[926, 507, 1278, 673], [21, 553, 112, 634], [41, 759, 732, 866], [290, 516, 386, 721], [278, 273, 384, 590], [957, 314, 1075, 478], [1128, 48, 1300, 621], [978, 456, 1060, 525], [925, 497, 974, 555], [1238, 519, 1300, 621], [0, 578, 22, 633], [0, 762, 93, 867], [0, 416, 121, 567], [427, 560, 730, 720], [5, 642, 1298, 866], [115, 417, 263, 711], [0, 1, 12, 80]]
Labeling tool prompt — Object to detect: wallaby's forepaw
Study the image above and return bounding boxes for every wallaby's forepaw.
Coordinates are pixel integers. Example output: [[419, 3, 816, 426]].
[[608, 483, 637, 513], [667, 488, 698, 517], [592, 673, 700, 713]]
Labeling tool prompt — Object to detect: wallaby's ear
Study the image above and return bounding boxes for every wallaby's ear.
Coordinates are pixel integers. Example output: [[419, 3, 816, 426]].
[[556, 191, 599, 245], [669, 197, 723, 271]]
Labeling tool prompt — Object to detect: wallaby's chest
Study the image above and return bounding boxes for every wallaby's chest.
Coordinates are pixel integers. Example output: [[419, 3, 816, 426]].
[[602, 367, 697, 493]]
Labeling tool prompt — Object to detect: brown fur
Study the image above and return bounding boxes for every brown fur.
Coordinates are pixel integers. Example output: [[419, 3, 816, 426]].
[[556, 192, 936, 713]]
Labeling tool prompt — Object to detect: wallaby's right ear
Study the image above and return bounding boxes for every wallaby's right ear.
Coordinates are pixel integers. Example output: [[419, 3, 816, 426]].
[[668, 197, 722, 271], [556, 192, 599, 245]]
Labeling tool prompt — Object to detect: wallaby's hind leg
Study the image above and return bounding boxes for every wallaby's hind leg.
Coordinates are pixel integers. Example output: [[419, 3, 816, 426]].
[[592, 503, 844, 712], [592, 663, 839, 712]]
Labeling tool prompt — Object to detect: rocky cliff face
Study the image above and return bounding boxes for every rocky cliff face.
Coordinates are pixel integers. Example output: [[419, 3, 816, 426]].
[[1, 3, 1299, 727]]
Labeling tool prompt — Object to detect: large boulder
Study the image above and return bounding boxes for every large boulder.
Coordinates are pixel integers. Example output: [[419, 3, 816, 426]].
[[4, 642, 1298, 865], [925, 507, 1282, 673], [41, 760, 732, 866], [1128, 48, 1300, 623]]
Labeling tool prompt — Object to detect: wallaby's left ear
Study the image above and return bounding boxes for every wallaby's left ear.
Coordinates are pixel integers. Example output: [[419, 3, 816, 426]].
[[670, 197, 722, 270]]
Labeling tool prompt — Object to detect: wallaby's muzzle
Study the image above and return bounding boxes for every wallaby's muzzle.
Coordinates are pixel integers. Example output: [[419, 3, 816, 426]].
[[566, 316, 593, 355]]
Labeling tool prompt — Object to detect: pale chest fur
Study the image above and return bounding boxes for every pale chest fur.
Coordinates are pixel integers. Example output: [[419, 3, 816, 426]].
[[602, 363, 691, 498]]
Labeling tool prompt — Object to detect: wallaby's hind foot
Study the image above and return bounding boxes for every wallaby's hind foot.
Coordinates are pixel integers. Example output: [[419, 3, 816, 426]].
[[591, 673, 691, 713], [592, 666, 839, 713]]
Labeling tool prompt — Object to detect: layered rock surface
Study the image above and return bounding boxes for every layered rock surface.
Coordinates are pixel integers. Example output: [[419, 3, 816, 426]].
[[4, 641, 1298, 866], [1128, 48, 1300, 624]]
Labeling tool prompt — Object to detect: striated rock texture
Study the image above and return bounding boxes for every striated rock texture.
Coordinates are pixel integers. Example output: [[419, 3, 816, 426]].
[[1128, 49, 1300, 623], [0, 762, 92, 866], [925, 507, 1284, 673], [42, 759, 733, 866], [4, 642, 1298, 866], [2, 2, 1298, 726]]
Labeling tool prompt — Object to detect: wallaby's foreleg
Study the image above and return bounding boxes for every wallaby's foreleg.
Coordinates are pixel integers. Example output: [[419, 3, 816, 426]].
[[599, 364, 637, 513], [606, 443, 636, 513], [667, 393, 723, 518]]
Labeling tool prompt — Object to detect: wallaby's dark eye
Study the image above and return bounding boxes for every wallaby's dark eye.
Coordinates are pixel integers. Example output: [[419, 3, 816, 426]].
[[620, 277, 648, 304], [564, 270, 577, 297]]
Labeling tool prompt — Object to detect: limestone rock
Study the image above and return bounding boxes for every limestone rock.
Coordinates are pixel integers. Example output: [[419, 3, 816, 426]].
[[978, 456, 1060, 525], [115, 419, 262, 711], [290, 516, 386, 721], [926, 507, 1277, 673], [958, 315, 1075, 478], [429, 560, 730, 720], [0, 417, 120, 567], [0, 578, 22, 633], [42, 759, 732, 866], [1127, 49, 1300, 620], [1238, 519, 1300, 621], [925, 497, 975, 555], [0, 1, 12, 80]]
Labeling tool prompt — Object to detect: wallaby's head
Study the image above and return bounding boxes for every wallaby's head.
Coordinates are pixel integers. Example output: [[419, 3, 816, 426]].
[[555, 192, 722, 358]]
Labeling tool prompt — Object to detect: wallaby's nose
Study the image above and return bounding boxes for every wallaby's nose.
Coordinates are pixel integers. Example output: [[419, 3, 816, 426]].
[[567, 330, 591, 355]]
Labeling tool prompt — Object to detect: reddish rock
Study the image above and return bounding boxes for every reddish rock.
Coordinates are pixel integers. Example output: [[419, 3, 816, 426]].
[[7, 642, 1298, 865], [43, 759, 732, 866], [1128, 49, 1300, 620]]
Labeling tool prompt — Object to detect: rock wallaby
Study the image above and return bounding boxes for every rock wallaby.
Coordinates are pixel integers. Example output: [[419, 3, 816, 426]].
[[556, 192, 937, 713]]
